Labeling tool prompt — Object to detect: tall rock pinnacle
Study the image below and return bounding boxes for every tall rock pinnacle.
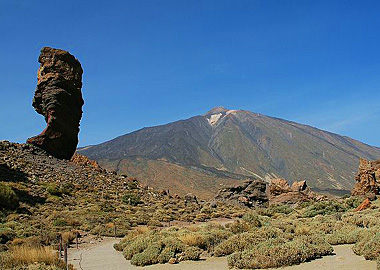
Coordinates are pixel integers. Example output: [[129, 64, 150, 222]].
[[27, 47, 84, 159]]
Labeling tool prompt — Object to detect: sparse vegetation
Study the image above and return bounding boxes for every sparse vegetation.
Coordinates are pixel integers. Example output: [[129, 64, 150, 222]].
[[0, 245, 66, 269], [113, 195, 380, 268], [0, 182, 19, 210]]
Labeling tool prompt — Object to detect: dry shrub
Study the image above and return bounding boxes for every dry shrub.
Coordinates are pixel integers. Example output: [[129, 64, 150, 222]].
[[227, 235, 333, 269], [353, 229, 380, 260], [61, 231, 76, 244], [179, 233, 206, 247], [214, 227, 283, 257], [327, 225, 363, 245], [294, 224, 312, 236], [0, 245, 64, 268]]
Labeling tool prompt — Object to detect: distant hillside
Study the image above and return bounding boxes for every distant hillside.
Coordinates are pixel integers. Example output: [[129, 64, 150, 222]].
[[79, 107, 380, 199]]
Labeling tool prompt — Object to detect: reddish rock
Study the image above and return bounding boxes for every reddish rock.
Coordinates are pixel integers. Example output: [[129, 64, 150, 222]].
[[27, 47, 83, 160], [268, 179, 325, 205], [269, 179, 291, 196], [270, 191, 310, 205], [355, 198, 372, 211], [352, 158, 380, 196], [291, 180, 308, 192], [70, 154, 103, 172]]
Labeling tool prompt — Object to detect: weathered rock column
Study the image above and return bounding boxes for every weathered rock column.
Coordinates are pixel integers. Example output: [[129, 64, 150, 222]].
[[27, 47, 84, 159], [352, 158, 380, 196]]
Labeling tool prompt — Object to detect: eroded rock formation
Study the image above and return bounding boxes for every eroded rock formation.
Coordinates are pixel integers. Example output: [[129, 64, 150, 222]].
[[214, 179, 268, 207], [352, 158, 380, 196], [268, 179, 325, 205], [27, 47, 84, 159]]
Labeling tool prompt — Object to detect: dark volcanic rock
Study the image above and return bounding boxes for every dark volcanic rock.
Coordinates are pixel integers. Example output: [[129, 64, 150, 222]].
[[27, 47, 83, 160], [352, 158, 380, 196], [214, 179, 268, 207]]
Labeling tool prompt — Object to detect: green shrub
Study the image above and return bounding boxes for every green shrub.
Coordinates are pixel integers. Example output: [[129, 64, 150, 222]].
[[157, 248, 175, 263], [182, 246, 202, 260], [327, 225, 363, 245], [52, 218, 67, 227], [353, 230, 380, 260], [214, 227, 282, 256], [0, 226, 15, 244], [60, 182, 74, 195], [0, 183, 19, 210], [242, 212, 262, 227], [122, 193, 141, 206], [257, 205, 294, 217], [227, 235, 333, 269], [302, 201, 347, 218], [46, 184, 61, 196], [345, 196, 364, 209], [130, 242, 162, 266]]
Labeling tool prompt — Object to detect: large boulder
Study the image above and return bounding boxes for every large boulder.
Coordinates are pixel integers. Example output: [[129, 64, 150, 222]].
[[352, 158, 380, 196], [27, 47, 84, 159], [268, 179, 324, 205], [214, 179, 268, 207]]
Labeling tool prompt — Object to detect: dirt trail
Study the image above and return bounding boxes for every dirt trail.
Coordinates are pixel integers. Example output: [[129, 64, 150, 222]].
[[68, 238, 376, 270]]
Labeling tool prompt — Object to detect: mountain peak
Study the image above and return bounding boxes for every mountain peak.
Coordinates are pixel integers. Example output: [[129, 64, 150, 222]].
[[205, 106, 229, 116]]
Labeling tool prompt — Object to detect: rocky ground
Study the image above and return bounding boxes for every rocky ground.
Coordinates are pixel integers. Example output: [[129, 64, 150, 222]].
[[0, 140, 245, 268]]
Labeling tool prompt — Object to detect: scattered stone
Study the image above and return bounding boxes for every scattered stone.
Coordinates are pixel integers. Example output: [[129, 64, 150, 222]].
[[27, 47, 84, 160], [352, 158, 380, 196], [184, 193, 198, 204], [168, 258, 176, 264], [71, 153, 104, 172]]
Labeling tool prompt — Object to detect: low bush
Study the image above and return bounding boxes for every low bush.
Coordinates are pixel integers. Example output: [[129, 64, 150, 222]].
[[182, 246, 202, 260], [227, 235, 333, 269], [0, 183, 19, 210], [0, 226, 15, 244], [0, 245, 65, 269], [122, 193, 141, 206], [46, 184, 61, 197], [214, 227, 283, 256], [327, 225, 363, 245], [242, 212, 262, 227], [302, 201, 347, 218], [353, 230, 380, 260]]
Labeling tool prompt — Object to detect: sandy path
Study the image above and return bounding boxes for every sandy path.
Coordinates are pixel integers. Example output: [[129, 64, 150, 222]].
[[68, 238, 376, 270]]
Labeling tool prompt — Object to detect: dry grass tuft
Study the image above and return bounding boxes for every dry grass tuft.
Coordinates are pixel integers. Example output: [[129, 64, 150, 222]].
[[0, 245, 64, 269]]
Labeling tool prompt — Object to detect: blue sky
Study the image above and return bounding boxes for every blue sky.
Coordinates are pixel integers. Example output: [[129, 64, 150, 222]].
[[1, 0, 380, 147]]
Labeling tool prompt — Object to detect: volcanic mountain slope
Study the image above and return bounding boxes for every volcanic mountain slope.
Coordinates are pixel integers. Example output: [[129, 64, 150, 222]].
[[79, 107, 380, 199]]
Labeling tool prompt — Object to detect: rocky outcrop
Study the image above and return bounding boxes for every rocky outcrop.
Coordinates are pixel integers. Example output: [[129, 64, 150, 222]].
[[269, 179, 325, 205], [269, 179, 291, 196], [27, 47, 84, 160], [184, 193, 198, 204], [214, 179, 268, 207], [70, 153, 103, 172], [352, 158, 380, 196]]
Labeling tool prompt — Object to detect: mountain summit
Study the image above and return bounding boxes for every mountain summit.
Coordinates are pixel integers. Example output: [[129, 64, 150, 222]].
[[79, 108, 380, 198]]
